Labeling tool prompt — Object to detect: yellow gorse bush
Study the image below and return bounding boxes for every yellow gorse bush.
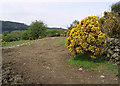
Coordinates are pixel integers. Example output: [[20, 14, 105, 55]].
[[63, 30, 67, 37], [60, 34, 63, 37], [67, 30, 71, 37], [56, 33, 59, 35], [65, 16, 106, 59], [56, 33, 59, 36], [62, 30, 71, 37]]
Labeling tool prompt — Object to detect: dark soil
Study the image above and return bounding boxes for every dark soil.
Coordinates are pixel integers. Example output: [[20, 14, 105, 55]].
[[2, 37, 118, 84]]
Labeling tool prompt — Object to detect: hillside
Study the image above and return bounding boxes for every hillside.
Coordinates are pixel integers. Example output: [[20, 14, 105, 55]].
[[1, 20, 66, 33], [1, 20, 29, 33]]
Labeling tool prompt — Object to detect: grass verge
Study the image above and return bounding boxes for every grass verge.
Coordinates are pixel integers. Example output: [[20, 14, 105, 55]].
[[68, 53, 118, 75], [2, 39, 37, 48], [54, 37, 66, 45], [2, 37, 66, 48]]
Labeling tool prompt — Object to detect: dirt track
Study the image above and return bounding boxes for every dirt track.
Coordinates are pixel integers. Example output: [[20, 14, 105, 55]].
[[2, 37, 118, 84]]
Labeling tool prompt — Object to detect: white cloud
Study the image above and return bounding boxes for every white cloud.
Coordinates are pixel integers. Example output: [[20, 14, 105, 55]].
[[1, 0, 119, 28]]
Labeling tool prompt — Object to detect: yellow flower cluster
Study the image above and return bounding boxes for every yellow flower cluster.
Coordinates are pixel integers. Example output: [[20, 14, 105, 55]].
[[63, 31, 67, 37], [67, 30, 71, 36], [38, 36, 42, 39], [56, 33, 59, 36], [65, 16, 106, 59], [60, 34, 63, 37], [0, 39, 6, 45], [61, 30, 71, 37]]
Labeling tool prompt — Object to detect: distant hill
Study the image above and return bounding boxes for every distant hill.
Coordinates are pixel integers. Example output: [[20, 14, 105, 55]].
[[1, 20, 29, 33], [1, 20, 66, 33], [47, 27, 61, 29]]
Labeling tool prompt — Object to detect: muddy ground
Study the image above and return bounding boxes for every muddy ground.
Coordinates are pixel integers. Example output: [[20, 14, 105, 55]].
[[2, 37, 118, 84]]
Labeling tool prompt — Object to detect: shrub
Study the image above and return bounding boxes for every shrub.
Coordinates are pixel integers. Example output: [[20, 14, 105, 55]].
[[99, 11, 120, 38], [3, 34, 15, 42], [2, 35, 9, 42], [63, 30, 67, 37], [67, 30, 71, 37], [10, 31, 22, 41], [2, 30, 23, 42], [21, 30, 29, 40], [68, 20, 79, 30], [2, 41, 6, 46], [60, 34, 63, 37], [111, 1, 120, 15], [0, 39, 6, 46], [62, 30, 71, 37], [28, 20, 47, 39], [65, 16, 107, 59], [55, 33, 59, 36], [2, 31, 9, 36], [46, 29, 60, 37]]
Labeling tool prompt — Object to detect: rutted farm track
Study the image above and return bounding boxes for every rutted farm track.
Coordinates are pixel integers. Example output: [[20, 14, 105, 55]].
[[2, 37, 118, 84]]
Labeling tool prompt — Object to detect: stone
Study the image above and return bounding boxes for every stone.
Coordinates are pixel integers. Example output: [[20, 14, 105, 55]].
[[115, 56, 120, 60], [23, 63, 26, 65], [108, 49, 114, 55], [90, 76, 93, 78], [100, 75, 105, 78], [9, 78, 14, 82], [116, 61, 120, 65], [114, 48, 119, 52], [118, 43, 120, 47], [107, 38, 114, 42], [46, 66, 50, 70], [110, 42, 113, 45], [102, 80, 104, 82], [78, 68, 83, 71], [17, 45, 20, 47], [108, 49, 111, 52], [112, 53, 119, 58], [115, 46, 119, 49], [114, 39, 119, 43], [111, 46, 114, 49]]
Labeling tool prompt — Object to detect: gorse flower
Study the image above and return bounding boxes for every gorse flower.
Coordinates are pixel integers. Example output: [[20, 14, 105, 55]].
[[65, 16, 106, 59]]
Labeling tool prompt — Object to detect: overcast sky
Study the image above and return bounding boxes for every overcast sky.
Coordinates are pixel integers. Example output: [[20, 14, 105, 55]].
[[0, 0, 119, 28]]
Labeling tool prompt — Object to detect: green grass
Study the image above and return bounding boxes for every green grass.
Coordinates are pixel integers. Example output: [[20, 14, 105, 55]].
[[2, 37, 66, 48], [68, 54, 104, 68], [68, 53, 118, 75], [2, 39, 37, 48], [54, 37, 66, 45], [46, 29, 61, 37]]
